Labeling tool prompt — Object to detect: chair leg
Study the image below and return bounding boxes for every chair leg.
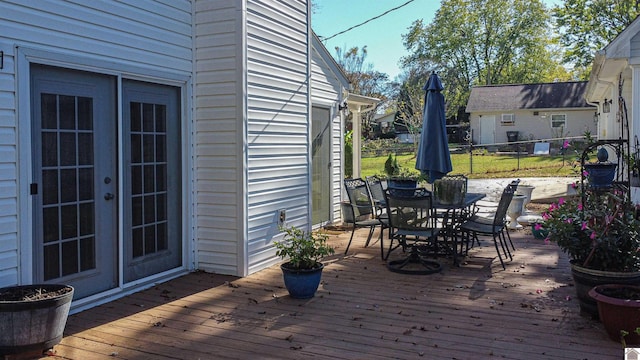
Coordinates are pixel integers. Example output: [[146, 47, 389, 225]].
[[500, 230, 513, 260], [379, 226, 386, 260], [504, 227, 516, 252], [344, 227, 356, 255], [363, 226, 375, 247], [493, 233, 506, 270]]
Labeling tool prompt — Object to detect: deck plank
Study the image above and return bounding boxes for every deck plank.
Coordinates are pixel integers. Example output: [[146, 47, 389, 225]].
[[36, 228, 623, 360]]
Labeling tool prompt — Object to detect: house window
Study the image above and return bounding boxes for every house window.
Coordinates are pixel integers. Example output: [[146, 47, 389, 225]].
[[551, 114, 566, 129], [501, 114, 515, 125]]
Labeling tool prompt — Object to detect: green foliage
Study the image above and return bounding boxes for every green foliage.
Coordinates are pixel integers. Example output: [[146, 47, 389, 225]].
[[401, 0, 564, 117], [553, 0, 640, 76], [384, 153, 400, 177], [274, 226, 335, 270], [362, 152, 575, 179], [344, 130, 353, 178], [542, 185, 640, 272]]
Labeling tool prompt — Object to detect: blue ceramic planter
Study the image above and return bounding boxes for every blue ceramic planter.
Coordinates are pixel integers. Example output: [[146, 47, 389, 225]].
[[281, 263, 324, 299], [584, 163, 617, 189]]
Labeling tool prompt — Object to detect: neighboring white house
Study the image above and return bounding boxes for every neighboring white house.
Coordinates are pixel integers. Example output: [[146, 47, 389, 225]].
[[466, 82, 597, 146], [0, 0, 350, 311]]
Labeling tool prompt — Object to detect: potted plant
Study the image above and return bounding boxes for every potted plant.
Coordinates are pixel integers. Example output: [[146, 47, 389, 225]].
[[542, 181, 640, 318], [274, 226, 334, 299], [383, 153, 423, 194], [0, 284, 74, 356], [588, 284, 640, 345]]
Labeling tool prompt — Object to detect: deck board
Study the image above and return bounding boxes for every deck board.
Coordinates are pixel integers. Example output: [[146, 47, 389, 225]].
[[38, 228, 623, 360]]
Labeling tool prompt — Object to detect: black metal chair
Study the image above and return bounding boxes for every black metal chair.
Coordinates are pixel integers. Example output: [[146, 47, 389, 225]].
[[384, 188, 443, 274], [459, 181, 517, 270], [365, 176, 387, 217], [343, 178, 387, 259], [466, 179, 520, 252]]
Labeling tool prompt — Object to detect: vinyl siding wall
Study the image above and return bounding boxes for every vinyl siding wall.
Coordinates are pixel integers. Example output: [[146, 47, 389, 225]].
[[0, 0, 192, 287], [194, 0, 312, 276], [0, 43, 18, 286], [194, 0, 244, 275], [470, 109, 597, 145], [245, 0, 310, 274]]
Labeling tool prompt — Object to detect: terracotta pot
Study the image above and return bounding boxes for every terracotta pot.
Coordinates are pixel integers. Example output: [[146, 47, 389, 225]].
[[589, 284, 640, 344], [570, 262, 640, 319]]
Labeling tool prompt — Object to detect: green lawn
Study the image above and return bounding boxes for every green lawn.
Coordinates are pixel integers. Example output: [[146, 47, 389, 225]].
[[361, 153, 577, 179]]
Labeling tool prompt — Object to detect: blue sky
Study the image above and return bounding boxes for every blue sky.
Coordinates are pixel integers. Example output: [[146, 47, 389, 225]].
[[311, 0, 563, 81]]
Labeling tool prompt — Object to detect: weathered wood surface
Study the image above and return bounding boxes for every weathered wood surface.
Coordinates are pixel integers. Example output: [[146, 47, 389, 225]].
[[40, 228, 623, 359]]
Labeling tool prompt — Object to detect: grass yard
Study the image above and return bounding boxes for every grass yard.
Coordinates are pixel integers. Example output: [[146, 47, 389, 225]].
[[361, 152, 577, 179]]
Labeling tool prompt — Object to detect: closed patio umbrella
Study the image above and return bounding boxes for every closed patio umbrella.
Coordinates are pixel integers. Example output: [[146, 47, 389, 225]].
[[415, 72, 452, 183]]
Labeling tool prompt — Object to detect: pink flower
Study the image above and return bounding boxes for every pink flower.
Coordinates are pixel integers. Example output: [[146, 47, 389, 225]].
[[577, 203, 583, 211], [581, 222, 588, 230], [562, 140, 570, 149], [544, 238, 550, 245], [558, 198, 565, 206], [583, 170, 589, 177], [571, 182, 578, 189], [534, 223, 543, 231], [565, 218, 573, 224], [590, 232, 596, 240], [542, 212, 551, 220]]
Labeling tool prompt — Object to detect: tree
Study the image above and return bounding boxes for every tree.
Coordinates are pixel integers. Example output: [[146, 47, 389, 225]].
[[553, 0, 640, 79], [333, 46, 390, 137], [393, 67, 431, 155], [401, 0, 566, 117]]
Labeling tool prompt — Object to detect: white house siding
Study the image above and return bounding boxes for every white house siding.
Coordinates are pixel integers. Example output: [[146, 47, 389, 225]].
[[470, 109, 596, 145], [245, 0, 310, 274], [193, 0, 312, 276], [0, 0, 192, 289], [0, 43, 18, 286], [193, 0, 244, 275]]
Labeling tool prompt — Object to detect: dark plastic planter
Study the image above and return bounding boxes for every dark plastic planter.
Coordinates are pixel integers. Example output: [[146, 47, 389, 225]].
[[0, 284, 74, 355], [584, 163, 617, 189]]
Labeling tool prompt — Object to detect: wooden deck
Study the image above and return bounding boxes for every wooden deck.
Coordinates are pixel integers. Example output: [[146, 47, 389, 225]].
[[41, 228, 623, 359]]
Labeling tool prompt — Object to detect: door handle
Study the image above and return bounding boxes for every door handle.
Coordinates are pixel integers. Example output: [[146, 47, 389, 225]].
[[104, 193, 115, 200]]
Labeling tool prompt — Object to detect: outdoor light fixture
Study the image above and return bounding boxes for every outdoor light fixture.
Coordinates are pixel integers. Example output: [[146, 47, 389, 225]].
[[603, 98, 612, 113], [338, 101, 348, 114], [594, 111, 600, 123]]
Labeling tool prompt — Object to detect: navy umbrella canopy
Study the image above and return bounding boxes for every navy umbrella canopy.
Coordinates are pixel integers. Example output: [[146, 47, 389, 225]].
[[415, 73, 452, 183]]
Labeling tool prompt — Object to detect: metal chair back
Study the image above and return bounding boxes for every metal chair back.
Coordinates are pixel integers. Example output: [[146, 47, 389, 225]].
[[385, 188, 437, 232], [344, 178, 374, 219]]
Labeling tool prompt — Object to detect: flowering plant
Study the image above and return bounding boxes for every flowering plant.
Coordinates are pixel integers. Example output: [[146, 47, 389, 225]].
[[541, 182, 640, 272]]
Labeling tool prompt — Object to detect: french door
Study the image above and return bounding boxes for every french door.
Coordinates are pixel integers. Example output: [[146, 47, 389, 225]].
[[122, 80, 182, 282], [31, 65, 182, 298], [31, 65, 118, 299], [311, 106, 331, 225]]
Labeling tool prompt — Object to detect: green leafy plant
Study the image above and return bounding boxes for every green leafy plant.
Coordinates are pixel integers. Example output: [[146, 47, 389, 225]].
[[383, 153, 423, 181], [274, 226, 334, 270], [620, 327, 640, 348], [541, 180, 640, 272]]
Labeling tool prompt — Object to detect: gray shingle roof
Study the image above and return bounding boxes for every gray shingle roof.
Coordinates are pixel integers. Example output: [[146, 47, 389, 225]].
[[466, 81, 595, 112]]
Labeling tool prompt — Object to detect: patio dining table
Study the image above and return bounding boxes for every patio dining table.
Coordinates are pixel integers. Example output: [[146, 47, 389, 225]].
[[434, 192, 486, 264]]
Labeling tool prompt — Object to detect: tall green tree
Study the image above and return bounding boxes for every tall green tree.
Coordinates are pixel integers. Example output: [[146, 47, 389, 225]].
[[553, 0, 640, 79], [402, 0, 566, 117]]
